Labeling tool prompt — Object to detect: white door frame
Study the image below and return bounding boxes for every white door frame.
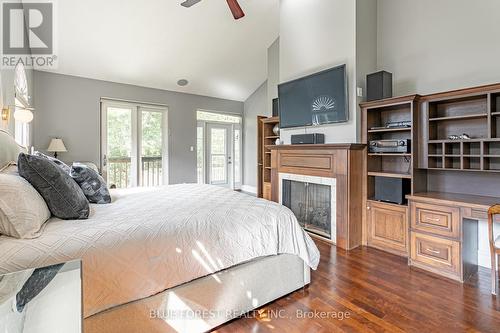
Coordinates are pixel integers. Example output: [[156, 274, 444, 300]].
[[100, 99, 169, 187]]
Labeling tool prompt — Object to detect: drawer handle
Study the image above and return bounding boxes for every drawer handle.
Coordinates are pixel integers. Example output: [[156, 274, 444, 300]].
[[424, 217, 441, 222], [426, 247, 441, 254]]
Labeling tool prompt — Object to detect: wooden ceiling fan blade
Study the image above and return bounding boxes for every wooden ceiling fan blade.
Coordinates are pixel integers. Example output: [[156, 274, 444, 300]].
[[226, 0, 245, 19]]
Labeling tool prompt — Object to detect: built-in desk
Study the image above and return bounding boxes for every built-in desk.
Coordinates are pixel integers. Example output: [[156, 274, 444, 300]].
[[407, 192, 500, 282]]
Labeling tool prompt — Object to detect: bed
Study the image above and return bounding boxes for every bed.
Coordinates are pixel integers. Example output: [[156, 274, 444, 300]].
[[0, 130, 320, 332]]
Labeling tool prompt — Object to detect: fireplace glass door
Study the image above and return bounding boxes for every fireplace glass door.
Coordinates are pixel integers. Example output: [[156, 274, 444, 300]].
[[282, 180, 332, 238]]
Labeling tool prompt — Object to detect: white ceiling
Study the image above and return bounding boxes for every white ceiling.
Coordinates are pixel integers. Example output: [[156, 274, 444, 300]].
[[40, 0, 279, 101]]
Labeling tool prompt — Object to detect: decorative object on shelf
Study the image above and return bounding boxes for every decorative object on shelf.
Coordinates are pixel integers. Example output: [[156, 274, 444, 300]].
[[448, 133, 471, 140], [275, 138, 283, 145], [47, 138, 68, 158], [273, 124, 280, 135]]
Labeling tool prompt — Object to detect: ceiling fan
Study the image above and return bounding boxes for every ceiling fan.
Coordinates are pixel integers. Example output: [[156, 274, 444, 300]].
[[181, 0, 245, 20]]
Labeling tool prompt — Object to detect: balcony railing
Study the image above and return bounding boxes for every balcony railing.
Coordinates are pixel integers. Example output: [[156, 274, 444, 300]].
[[108, 156, 162, 188]]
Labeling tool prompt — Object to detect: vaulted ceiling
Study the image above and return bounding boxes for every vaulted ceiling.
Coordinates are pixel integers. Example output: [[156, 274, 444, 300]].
[[40, 0, 279, 101]]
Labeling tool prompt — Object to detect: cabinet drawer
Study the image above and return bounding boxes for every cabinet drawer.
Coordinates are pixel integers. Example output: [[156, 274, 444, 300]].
[[410, 232, 460, 277], [411, 202, 460, 238]]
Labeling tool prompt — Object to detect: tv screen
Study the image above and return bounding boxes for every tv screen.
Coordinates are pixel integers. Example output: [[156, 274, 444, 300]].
[[278, 64, 348, 129]]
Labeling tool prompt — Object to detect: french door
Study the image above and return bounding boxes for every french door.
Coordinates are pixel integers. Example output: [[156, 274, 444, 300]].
[[207, 123, 233, 187], [101, 100, 168, 188]]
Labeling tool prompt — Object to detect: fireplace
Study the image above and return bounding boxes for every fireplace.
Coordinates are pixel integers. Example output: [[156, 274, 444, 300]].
[[279, 173, 336, 242]]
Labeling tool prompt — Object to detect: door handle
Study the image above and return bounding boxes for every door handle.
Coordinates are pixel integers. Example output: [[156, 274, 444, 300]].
[[103, 154, 107, 167]]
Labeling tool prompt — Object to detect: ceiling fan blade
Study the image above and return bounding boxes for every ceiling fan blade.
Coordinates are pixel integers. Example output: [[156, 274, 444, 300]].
[[226, 0, 245, 20], [181, 0, 202, 8]]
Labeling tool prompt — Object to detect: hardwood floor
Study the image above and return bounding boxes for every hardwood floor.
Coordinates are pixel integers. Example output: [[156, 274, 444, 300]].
[[215, 241, 500, 332]]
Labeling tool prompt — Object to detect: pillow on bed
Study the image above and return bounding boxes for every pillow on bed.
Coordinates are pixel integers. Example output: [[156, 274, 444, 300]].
[[17, 153, 90, 220], [0, 173, 51, 239], [34, 151, 71, 174], [70, 163, 111, 204]]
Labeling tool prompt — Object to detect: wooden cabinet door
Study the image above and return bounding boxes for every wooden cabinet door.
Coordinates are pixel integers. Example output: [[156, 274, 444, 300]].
[[367, 201, 408, 257]]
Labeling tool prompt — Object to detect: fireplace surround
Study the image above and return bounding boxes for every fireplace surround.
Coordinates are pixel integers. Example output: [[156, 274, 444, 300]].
[[280, 173, 336, 242], [269, 144, 365, 250]]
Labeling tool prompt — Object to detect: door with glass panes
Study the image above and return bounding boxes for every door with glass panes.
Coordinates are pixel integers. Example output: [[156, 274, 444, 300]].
[[101, 100, 168, 188]]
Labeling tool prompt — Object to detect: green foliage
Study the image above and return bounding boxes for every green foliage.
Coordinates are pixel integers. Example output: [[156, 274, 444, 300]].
[[107, 109, 162, 158]]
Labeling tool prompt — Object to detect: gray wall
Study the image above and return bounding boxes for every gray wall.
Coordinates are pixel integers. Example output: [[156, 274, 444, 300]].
[[267, 38, 280, 115], [355, 0, 378, 141], [33, 71, 243, 184], [378, 0, 500, 96], [279, 0, 358, 144], [242, 81, 268, 191]]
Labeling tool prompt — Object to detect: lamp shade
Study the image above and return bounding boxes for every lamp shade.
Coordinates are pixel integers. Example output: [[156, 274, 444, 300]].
[[13, 108, 33, 123], [47, 138, 68, 153]]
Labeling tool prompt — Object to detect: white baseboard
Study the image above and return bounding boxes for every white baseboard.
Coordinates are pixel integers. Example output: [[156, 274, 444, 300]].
[[241, 185, 257, 195]]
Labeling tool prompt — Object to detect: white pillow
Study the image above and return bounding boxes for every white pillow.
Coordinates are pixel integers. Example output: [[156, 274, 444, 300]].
[[0, 173, 51, 239]]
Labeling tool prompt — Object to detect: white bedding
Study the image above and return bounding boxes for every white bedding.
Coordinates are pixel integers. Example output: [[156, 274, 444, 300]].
[[0, 184, 320, 317]]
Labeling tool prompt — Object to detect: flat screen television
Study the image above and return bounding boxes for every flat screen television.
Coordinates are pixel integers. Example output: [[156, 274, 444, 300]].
[[278, 64, 348, 129]]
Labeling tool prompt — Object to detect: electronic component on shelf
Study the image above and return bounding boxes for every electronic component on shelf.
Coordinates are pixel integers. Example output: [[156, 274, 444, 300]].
[[369, 139, 411, 153], [369, 120, 411, 130], [386, 121, 412, 128]]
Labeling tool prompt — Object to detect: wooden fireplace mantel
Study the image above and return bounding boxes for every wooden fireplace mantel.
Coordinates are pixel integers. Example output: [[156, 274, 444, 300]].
[[269, 143, 366, 250]]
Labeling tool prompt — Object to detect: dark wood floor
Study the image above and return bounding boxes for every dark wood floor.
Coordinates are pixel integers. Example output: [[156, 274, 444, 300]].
[[215, 240, 500, 333]]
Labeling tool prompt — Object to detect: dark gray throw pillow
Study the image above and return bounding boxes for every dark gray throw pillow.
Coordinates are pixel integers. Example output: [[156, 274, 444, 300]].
[[34, 151, 71, 174], [70, 163, 111, 204], [17, 153, 90, 220]]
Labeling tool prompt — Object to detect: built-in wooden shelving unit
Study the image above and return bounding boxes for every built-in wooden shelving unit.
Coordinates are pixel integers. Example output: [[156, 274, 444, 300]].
[[257, 116, 279, 200], [361, 95, 421, 199], [422, 89, 500, 172]]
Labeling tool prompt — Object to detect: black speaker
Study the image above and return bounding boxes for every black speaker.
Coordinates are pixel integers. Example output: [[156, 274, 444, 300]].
[[367, 71, 393, 102], [272, 98, 279, 117], [374, 176, 410, 205], [291, 133, 325, 145]]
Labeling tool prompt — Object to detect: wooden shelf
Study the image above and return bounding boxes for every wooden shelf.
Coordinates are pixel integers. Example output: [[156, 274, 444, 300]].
[[367, 199, 408, 208], [491, 112, 500, 116], [368, 127, 411, 133], [368, 153, 412, 157], [429, 113, 487, 122], [368, 171, 412, 179], [429, 138, 500, 143], [265, 135, 280, 139]]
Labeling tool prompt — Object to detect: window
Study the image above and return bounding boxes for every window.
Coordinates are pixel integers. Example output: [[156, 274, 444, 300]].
[[14, 63, 31, 146], [14, 99, 30, 146], [197, 110, 242, 124]]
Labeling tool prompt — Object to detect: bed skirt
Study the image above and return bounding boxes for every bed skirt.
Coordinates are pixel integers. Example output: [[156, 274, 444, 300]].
[[84, 254, 310, 333]]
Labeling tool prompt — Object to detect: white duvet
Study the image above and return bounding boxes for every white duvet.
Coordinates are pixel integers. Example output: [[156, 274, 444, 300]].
[[0, 184, 320, 317]]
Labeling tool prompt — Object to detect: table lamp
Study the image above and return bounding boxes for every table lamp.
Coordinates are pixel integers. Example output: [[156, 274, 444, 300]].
[[47, 138, 67, 158]]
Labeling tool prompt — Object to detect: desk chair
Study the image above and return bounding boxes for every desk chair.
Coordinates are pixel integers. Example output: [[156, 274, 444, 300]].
[[488, 205, 500, 295]]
